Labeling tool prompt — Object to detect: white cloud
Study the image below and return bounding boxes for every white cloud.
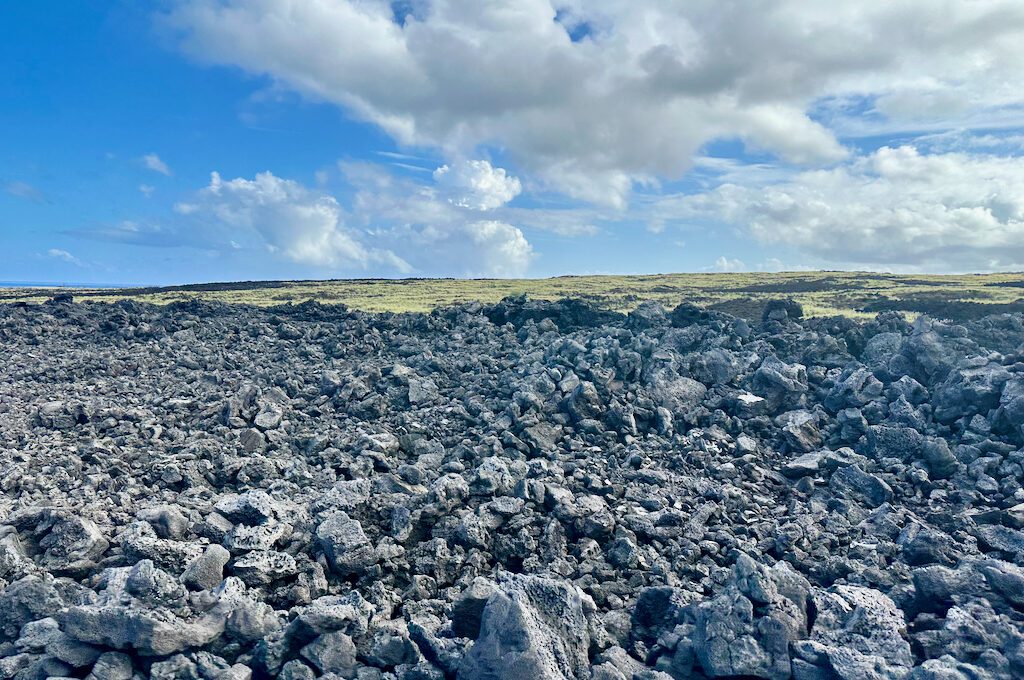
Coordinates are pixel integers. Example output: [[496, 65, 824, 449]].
[[915, 129, 1024, 154], [167, 0, 1024, 206], [172, 167, 534, 276], [191, 171, 374, 268], [466, 221, 533, 277], [673, 146, 1024, 271], [713, 256, 746, 272], [139, 184, 155, 197], [433, 159, 521, 210], [47, 249, 83, 266], [342, 163, 535, 276], [142, 153, 172, 176], [5, 181, 44, 202], [398, 220, 534, 278]]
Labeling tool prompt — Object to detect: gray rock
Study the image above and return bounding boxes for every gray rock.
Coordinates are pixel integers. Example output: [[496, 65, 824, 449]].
[[973, 524, 1024, 557], [316, 512, 377, 576], [647, 368, 707, 416], [150, 654, 200, 680], [45, 632, 102, 667], [254, 404, 284, 430], [933, 362, 1011, 423], [458, 575, 590, 680], [61, 604, 226, 656], [522, 421, 562, 453], [231, 550, 298, 586], [809, 585, 912, 670], [182, 544, 231, 590], [0, 575, 69, 640], [85, 651, 134, 680], [452, 577, 498, 639], [239, 427, 266, 452], [867, 425, 924, 463], [994, 377, 1024, 437], [60, 562, 228, 656], [783, 451, 825, 478], [280, 660, 318, 680], [214, 491, 279, 525], [361, 619, 421, 668], [777, 410, 822, 452], [223, 521, 289, 552], [922, 438, 957, 479], [137, 505, 190, 540], [825, 366, 884, 411], [300, 630, 358, 676], [692, 554, 810, 679], [6, 508, 109, 573], [829, 464, 893, 508], [751, 356, 807, 411], [15, 616, 59, 651], [566, 381, 603, 421]]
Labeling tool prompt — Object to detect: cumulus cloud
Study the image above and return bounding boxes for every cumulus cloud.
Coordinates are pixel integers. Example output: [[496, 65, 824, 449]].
[[160, 167, 534, 276], [142, 153, 172, 176], [713, 256, 746, 273], [433, 160, 522, 210], [342, 163, 535, 276], [166, 0, 1024, 206], [47, 249, 83, 266], [464, 221, 533, 277], [190, 171, 374, 268], [674, 146, 1024, 271], [393, 220, 534, 278]]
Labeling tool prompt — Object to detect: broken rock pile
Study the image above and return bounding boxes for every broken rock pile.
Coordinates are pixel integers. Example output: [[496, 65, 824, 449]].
[[1, 295, 1024, 679]]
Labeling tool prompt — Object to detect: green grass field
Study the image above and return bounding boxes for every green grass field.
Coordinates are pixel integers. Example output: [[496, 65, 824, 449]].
[[4, 271, 1024, 321]]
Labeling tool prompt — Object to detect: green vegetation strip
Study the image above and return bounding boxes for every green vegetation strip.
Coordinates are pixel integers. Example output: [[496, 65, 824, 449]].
[[4, 272, 1024, 320]]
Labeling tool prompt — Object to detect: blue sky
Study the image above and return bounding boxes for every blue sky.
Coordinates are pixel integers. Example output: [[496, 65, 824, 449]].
[[3, 1, 1024, 285]]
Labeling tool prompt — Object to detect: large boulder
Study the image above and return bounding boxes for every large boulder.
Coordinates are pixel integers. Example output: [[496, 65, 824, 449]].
[[751, 356, 808, 412], [829, 464, 893, 508], [690, 554, 811, 679], [5, 508, 109, 575], [59, 561, 230, 656], [315, 513, 377, 576], [458, 575, 590, 680], [932, 361, 1011, 423]]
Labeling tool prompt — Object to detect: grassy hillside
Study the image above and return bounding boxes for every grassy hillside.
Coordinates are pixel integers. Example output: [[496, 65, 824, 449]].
[[4, 271, 1024, 321]]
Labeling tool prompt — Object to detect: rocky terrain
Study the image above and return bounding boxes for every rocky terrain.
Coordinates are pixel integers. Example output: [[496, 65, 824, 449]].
[[1, 295, 1023, 680]]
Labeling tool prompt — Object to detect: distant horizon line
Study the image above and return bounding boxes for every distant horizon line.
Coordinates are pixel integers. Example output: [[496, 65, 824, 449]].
[[2, 270, 1022, 290]]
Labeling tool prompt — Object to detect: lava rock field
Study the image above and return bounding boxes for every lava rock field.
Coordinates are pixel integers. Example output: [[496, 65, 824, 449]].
[[1, 295, 1024, 680]]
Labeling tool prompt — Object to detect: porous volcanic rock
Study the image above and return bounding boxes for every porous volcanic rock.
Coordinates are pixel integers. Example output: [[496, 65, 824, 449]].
[[1, 296, 1024, 678]]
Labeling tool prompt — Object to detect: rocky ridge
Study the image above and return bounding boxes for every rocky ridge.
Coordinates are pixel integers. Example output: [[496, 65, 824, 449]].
[[0, 295, 1023, 679]]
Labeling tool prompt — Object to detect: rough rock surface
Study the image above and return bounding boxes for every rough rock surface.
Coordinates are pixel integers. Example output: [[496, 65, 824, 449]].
[[1, 296, 1024, 678]]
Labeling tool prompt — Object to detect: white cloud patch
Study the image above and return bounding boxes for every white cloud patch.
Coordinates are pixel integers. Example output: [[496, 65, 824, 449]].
[[47, 249, 83, 266], [167, 0, 1024, 206], [433, 160, 521, 210], [191, 171, 375, 268], [394, 220, 534, 278], [675, 146, 1024, 271], [171, 167, 535, 276], [342, 163, 535, 276], [142, 153, 172, 176], [5, 181, 44, 202], [465, 221, 533, 277], [139, 184, 155, 197], [713, 256, 746, 273]]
